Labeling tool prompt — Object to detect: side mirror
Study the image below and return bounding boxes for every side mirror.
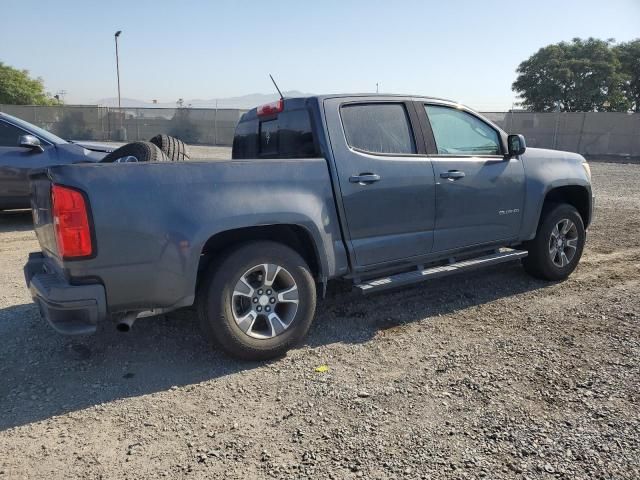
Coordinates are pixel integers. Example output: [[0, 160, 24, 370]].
[[507, 134, 526, 157], [19, 135, 44, 152]]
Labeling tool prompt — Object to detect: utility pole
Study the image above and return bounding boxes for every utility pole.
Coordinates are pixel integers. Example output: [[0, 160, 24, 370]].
[[376, 82, 379, 94], [54, 90, 66, 105]]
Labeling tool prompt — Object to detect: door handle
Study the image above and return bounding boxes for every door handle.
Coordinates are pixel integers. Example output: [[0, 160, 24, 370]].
[[440, 170, 465, 180], [349, 173, 381, 185]]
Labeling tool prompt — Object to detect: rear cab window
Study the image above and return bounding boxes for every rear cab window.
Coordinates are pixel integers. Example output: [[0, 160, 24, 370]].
[[259, 119, 279, 156], [340, 103, 416, 155], [232, 102, 318, 159]]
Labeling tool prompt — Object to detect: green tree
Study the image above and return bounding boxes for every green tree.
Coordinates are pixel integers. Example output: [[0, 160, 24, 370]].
[[512, 38, 631, 112], [615, 39, 640, 112], [0, 62, 55, 105]]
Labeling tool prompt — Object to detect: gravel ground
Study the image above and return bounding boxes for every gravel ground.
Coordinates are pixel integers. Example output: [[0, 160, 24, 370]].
[[0, 159, 638, 479]]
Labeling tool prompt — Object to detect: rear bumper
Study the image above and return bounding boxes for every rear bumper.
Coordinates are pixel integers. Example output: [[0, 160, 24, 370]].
[[24, 252, 106, 335]]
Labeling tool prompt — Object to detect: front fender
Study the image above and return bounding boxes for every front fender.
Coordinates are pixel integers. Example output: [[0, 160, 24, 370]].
[[520, 148, 592, 240]]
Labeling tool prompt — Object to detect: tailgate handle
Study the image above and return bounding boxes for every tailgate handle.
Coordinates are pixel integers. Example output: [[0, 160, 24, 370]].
[[349, 173, 381, 185]]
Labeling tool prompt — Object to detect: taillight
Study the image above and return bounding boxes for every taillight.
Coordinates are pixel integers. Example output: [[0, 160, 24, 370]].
[[257, 99, 284, 117], [51, 184, 93, 259]]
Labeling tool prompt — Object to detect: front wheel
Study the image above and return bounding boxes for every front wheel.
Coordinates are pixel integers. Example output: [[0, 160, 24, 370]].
[[522, 203, 586, 281], [197, 241, 317, 360]]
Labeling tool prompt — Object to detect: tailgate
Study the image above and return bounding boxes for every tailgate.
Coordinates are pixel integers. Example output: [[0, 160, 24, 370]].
[[29, 170, 58, 257]]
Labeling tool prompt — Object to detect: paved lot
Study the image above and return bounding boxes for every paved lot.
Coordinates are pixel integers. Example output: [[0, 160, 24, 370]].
[[0, 160, 638, 479]]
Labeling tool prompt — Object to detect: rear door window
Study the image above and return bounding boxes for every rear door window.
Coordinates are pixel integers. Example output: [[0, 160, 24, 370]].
[[340, 103, 416, 155]]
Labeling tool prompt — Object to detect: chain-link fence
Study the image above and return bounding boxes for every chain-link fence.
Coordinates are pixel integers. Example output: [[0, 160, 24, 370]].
[[0, 105, 247, 146], [1, 105, 639, 157]]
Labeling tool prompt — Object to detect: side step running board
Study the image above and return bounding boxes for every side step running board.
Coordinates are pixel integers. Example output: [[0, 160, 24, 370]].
[[354, 249, 528, 294]]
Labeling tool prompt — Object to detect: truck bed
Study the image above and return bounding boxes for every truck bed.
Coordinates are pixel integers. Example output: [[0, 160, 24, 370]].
[[30, 159, 346, 314]]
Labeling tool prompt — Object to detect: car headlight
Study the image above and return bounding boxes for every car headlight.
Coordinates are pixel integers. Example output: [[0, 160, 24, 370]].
[[582, 162, 591, 181]]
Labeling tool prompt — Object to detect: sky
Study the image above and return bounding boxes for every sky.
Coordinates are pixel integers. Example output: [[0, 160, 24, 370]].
[[1, 0, 638, 110]]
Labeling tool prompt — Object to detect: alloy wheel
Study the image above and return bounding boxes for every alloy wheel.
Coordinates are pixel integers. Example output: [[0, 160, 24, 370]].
[[231, 263, 299, 339], [548, 218, 579, 268]]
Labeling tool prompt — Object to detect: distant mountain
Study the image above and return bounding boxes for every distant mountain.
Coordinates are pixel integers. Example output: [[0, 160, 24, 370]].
[[95, 97, 156, 108], [95, 91, 313, 109]]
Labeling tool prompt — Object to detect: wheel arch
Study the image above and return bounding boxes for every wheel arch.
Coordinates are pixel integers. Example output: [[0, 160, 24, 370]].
[[541, 185, 592, 228], [197, 224, 323, 289]]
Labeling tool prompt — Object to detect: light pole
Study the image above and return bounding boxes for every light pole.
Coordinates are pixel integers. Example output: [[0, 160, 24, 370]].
[[114, 31, 122, 110], [114, 30, 124, 139]]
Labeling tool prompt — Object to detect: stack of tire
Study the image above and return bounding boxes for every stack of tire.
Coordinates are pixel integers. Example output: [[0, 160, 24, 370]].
[[100, 134, 190, 163]]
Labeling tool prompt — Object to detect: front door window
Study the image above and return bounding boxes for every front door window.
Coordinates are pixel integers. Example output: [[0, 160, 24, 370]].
[[425, 105, 501, 156]]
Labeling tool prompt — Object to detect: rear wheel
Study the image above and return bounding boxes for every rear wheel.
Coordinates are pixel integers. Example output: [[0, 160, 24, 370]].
[[197, 241, 317, 360], [100, 141, 169, 163], [522, 203, 585, 280], [149, 134, 190, 162]]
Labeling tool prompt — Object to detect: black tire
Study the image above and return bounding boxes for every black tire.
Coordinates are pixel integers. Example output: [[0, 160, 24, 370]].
[[100, 141, 169, 163], [197, 241, 317, 361], [522, 203, 586, 281], [149, 134, 190, 162]]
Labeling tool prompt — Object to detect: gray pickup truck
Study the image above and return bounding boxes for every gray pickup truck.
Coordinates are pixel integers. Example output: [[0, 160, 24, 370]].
[[24, 94, 594, 360]]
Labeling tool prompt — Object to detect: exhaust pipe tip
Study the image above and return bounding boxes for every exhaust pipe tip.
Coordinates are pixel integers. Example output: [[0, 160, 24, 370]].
[[116, 322, 131, 333], [116, 314, 136, 333]]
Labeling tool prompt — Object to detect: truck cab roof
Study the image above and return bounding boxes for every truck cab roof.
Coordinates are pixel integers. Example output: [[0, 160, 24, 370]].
[[233, 94, 472, 160], [239, 94, 460, 121]]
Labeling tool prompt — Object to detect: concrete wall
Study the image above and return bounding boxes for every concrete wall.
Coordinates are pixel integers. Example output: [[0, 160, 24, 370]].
[[1, 105, 639, 156], [483, 112, 640, 158]]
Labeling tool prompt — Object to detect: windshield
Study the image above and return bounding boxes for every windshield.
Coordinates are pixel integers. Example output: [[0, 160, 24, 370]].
[[1, 113, 67, 145]]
